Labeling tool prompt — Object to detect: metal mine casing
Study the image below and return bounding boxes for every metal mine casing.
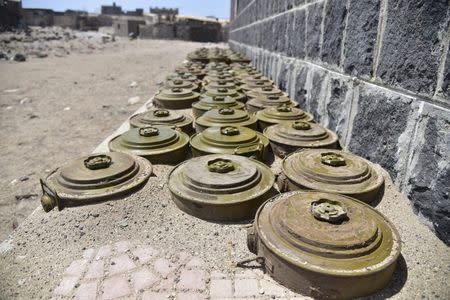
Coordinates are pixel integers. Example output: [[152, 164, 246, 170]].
[[203, 80, 241, 92], [190, 126, 270, 162], [129, 109, 194, 136], [192, 96, 245, 118], [40, 152, 152, 212], [154, 88, 200, 109], [248, 191, 401, 299], [240, 80, 275, 92], [166, 73, 198, 83], [108, 125, 189, 165], [246, 94, 298, 114], [202, 87, 247, 103], [264, 121, 339, 157], [161, 79, 200, 92], [195, 108, 258, 133], [168, 154, 276, 221], [279, 149, 385, 203], [256, 105, 315, 132], [246, 86, 288, 100], [203, 74, 236, 85]]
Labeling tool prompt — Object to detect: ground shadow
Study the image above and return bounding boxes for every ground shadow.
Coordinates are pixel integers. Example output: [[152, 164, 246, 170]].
[[361, 254, 408, 299]]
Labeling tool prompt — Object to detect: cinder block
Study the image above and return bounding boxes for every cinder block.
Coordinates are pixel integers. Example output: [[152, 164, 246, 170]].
[[309, 68, 328, 121], [306, 2, 324, 60], [321, 0, 347, 66], [347, 82, 419, 182], [320, 74, 354, 142], [377, 0, 448, 96], [292, 9, 306, 59], [274, 16, 288, 53], [343, 0, 380, 78], [405, 103, 450, 245], [440, 43, 450, 99], [292, 64, 309, 108]]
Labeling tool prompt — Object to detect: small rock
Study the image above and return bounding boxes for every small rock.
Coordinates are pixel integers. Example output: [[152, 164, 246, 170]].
[[19, 176, 29, 182], [4, 89, 19, 93], [10, 179, 18, 185], [13, 53, 26, 62], [19, 98, 31, 105], [28, 113, 38, 119], [117, 218, 128, 228], [127, 96, 140, 105], [63, 106, 71, 111], [129, 81, 138, 88], [90, 213, 100, 218], [5, 106, 12, 110]]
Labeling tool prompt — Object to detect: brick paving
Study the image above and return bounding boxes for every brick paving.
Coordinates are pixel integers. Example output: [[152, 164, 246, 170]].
[[51, 240, 311, 299]]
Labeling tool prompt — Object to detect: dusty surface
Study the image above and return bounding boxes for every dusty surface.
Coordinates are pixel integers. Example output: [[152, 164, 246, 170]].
[[0, 37, 209, 241]]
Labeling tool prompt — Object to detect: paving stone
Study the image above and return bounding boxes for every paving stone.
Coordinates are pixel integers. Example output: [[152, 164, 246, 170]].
[[85, 260, 104, 279], [53, 276, 79, 296], [176, 293, 206, 300], [156, 275, 176, 290], [132, 245, 157, 264], [142, 292, 170, 300], [74, 281, 97, 300], [259, 279, 287, 297], [210, 279, 233, 298], [131, 268, 159, 292], [82, 248, 95, 260], [210, 271, 228, 279], [235, 269, 259, 279], [178, 251, 190, 263], [64, 259, 88, 277], [102, 276, 131, 299], [114, 240, 131, 253], [178, 269, 206, 291], [234, 278, 259, 297], [96, 245, 112, 259], [154, 258, 176, 278], [186, 257, 205, 268], [109, 254, 137, 275]]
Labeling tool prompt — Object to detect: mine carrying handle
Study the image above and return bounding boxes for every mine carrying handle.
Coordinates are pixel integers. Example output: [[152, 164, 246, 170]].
[[39, 171, 62, 213]]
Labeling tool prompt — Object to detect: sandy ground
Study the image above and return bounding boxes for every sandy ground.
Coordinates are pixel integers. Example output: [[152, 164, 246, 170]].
[[0, 38, 210, 241]]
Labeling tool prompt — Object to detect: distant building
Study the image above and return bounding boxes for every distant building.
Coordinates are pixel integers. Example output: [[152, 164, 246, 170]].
[[101, 2, 122, 15], [175, 16, 222, 43], [0, 0, 22, 30], [22, 8, 54, 27], [113, 17, 145, 37], [150, 7, 178, 23], [125, 8, 143, 17]]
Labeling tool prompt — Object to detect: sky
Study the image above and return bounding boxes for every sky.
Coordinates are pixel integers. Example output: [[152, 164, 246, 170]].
[[22, 0, 230, 19]]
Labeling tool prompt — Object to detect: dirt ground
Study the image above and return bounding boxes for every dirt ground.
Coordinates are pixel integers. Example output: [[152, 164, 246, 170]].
[[0, 37, 210, 241]]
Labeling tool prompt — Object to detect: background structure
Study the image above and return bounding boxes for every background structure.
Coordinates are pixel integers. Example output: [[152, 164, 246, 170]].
[[229, 0, 450, 245]]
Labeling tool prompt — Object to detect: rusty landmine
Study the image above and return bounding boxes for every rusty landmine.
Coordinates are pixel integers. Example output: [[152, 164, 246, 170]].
[[248, 190, 401, 299], [40, 152, 152, 212], [279, 149, 385, 203]]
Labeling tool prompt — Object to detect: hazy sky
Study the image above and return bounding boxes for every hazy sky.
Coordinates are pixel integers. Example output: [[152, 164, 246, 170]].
[[22, 0, 230, 19]]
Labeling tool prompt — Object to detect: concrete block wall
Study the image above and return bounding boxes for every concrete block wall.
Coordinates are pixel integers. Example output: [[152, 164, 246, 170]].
[[229, 0, 450, 245]]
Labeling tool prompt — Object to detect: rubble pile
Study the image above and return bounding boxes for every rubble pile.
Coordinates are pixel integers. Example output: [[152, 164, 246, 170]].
[[0, 26, 116, 61]]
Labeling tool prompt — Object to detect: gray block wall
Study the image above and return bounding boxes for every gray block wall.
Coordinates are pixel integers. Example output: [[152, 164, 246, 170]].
[[229, 0, 450, 245]]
